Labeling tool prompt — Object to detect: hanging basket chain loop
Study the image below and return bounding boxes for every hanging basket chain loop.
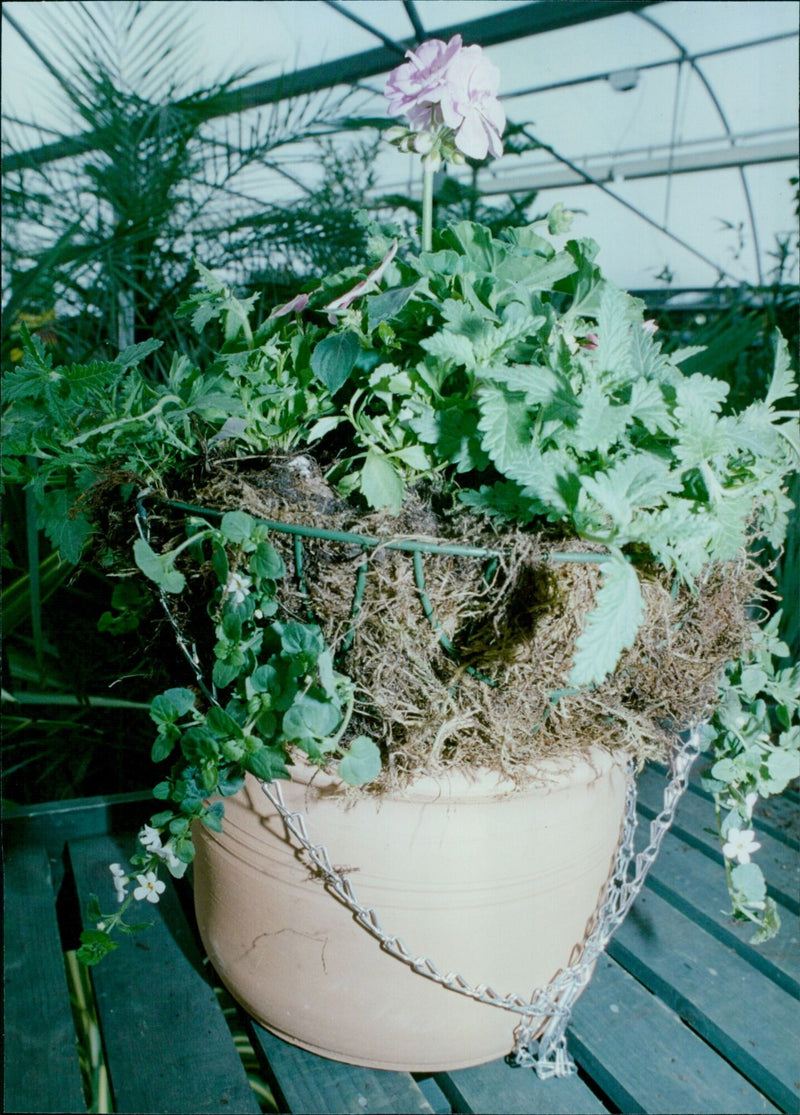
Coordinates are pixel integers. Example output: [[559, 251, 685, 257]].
[[259, 734, 700, 1079]]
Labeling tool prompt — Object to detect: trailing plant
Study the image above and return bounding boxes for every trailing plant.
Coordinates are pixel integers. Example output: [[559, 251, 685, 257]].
[[2, 32, 798, 954], [699, 613, 799, 939], [77, 508, 380, 964]]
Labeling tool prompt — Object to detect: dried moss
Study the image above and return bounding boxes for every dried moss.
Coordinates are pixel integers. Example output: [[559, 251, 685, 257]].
[[192, 455, 760, 788]]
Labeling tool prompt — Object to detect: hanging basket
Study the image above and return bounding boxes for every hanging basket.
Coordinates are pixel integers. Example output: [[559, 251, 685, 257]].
[[136, 481, 739, 1075]]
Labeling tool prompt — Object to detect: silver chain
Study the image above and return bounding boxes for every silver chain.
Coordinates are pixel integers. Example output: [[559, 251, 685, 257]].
[[259, 731, 700, 1079]]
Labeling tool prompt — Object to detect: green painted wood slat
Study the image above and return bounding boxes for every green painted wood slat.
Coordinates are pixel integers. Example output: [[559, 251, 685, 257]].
[[6, 773, 798, 1115], [3, 838, 87, 1115], [68, 833, 261, 1115], [434, 1057, 609, 1114], [249, 1025, 436, 1114], [569, 955, 779, 1114], [633, 815, 800, 995], [608, 887, 800, 1113]]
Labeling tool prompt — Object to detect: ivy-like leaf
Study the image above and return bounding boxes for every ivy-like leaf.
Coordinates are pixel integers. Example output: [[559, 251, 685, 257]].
[[250, 541, 285, 580], [338, 735, 382, 786], [133, 538, 186, 593], [246, 745, 289, 782], [220, 510, 253, 544], [310, 332, 361, 394], [282, 693, 341, 743], [150, 688, 196, 726]]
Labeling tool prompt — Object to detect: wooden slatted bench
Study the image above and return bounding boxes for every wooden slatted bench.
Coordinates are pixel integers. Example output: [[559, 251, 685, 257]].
[[4, 768, 799, 1115]]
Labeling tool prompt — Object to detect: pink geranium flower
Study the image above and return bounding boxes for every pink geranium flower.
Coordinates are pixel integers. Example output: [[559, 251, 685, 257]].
[[384, 36, 504, 161], [437, 45, 505, 160], [384, 35, 463, 131]]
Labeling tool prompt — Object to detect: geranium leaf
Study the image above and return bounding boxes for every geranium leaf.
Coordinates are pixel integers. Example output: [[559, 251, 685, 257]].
[[359, 448, 404, 512]]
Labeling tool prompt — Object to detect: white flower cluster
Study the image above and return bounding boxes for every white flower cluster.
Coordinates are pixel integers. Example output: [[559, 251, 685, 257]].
[[108, 862, 166, 905], [138, 824, 189, 879]]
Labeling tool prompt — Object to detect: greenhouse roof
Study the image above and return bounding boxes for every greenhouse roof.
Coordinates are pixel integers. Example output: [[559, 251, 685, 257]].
[[2, 0, 798, 291]]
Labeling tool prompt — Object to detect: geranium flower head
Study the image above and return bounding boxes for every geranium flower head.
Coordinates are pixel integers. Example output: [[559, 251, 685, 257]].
[[384, 35, 463, 130], [437, 45, 505, 160], [384, 35, 504, 162]]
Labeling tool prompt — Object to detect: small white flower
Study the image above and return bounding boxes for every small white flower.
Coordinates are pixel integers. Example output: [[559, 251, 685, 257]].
[[743, 792, 759, 819], [225, 570, 252, 605], [133, 871, 166, 904], [109, 862, 129, 903], [157, 841, 189, 880], [138, 824, 163, 852], [722, 827, 761, 865]]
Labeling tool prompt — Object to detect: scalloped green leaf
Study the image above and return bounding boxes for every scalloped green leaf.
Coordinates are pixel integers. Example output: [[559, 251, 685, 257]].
[[338, 735, 382, 786], [568, 555, 644, 688]]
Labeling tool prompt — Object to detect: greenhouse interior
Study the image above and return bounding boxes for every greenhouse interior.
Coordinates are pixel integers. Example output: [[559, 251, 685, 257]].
[[2, 2, 799, 1113]]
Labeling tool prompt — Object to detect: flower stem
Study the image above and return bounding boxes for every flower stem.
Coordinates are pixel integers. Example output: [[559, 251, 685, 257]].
[[421, 161, 434, 252]]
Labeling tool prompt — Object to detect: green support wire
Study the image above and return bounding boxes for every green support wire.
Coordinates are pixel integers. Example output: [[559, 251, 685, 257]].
[[164, 500, 616, 565], [163, 498, 616, 685]]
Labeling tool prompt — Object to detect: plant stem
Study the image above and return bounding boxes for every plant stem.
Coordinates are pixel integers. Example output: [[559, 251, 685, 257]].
[[421, 161, 434, 252], [65, 395, 183, 448]]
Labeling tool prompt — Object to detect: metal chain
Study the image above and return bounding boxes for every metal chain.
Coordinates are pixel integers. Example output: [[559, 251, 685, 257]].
[[258, 729, 700, 1079]]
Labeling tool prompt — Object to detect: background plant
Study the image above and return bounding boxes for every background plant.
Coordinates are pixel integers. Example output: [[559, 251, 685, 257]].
[[1, 0, 382, 805]]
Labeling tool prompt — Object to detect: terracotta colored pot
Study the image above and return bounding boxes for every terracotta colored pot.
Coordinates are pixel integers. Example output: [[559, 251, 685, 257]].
[[193, 747, 628, 1071]]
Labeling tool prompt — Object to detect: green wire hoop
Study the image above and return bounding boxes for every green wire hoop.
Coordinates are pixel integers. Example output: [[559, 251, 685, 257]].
[[163, 498, 612, 695]]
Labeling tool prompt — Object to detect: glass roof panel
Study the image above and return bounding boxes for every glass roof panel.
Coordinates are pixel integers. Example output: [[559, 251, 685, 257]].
[[2, 0, 797, 291]]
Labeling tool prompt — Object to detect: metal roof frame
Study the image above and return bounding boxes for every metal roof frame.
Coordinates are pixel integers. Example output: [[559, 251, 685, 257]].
[[2, 1, 664, 174]]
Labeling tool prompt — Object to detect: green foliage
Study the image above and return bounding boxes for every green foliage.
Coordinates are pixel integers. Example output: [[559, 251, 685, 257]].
[[4, 199, 798, 953], [699, 614, 800, 941], [5, 212, 798, 690], [83, 509, 380, 957], [568, 553, 644, 688]]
